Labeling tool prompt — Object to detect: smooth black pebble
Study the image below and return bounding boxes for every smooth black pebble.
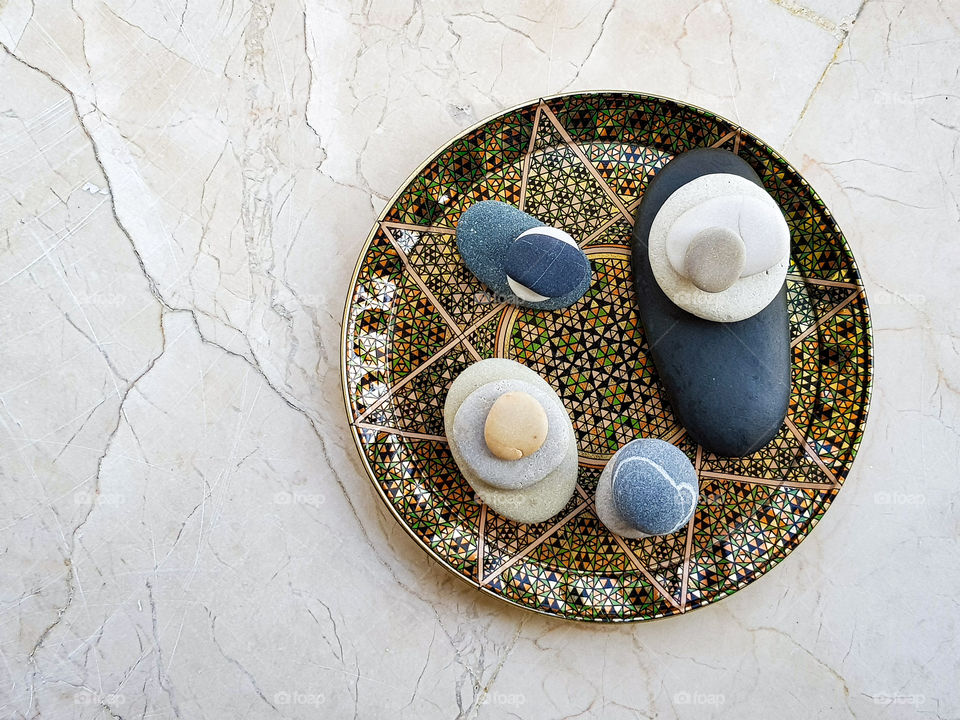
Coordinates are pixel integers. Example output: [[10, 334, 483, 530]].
[[632, 149, 791, 457]]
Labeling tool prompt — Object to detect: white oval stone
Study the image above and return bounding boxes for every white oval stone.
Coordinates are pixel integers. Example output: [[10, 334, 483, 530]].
[[666, 194, 790, 278], [648, 173, 790, 323]]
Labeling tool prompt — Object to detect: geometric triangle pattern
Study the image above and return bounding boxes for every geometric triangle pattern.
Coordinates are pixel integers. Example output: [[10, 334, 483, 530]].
[[395, 226, 500, 331], [787, 278, 858, 343], [500, 246, 680, 459], [481, 493, 585, 581], [386, 271, 455, 380], [790, 292, 871, 476], [581, 217, 635, 248], [548, 93, 730, 153], [345, 227, 406, 416], [360, 341, 475, 437], [343, 93, 873, 622], [625, 526, 690, 608], [585, 143, 674, 207], [699, 423, 838, 487], [521, 107, 625, 238], [685, 477, 827, 607], [362, 431, 480, 579], [384, 104, 536, 228], [464, 312, 505, 359]]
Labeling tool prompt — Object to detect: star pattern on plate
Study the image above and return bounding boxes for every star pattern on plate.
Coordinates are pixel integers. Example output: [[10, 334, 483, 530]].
[[343, 94, 872, 621]]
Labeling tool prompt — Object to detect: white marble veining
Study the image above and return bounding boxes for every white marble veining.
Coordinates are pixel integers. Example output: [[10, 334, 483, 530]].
[[0, 0, 957, 718]]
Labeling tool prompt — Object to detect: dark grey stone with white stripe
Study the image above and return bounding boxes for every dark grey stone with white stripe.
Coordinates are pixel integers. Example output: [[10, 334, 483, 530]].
[[505, 231, 591, 298]]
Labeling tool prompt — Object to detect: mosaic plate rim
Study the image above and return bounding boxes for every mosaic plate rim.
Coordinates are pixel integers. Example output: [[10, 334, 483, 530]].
[[340, 91, 873, 623]]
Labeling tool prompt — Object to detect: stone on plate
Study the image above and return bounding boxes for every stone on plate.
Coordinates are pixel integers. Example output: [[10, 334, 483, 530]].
[[457, 201, 592, 309], [444, 358, 578, 524], [451, 377, 567, 490], [595, 438, 699, 539], [632, 148, 790, 457], [683, 226, 746, 293], [666, 193, 790, 279], [650, 172, 790, 323], [505, 227, 591, 302], [484, 390, 549, 460]]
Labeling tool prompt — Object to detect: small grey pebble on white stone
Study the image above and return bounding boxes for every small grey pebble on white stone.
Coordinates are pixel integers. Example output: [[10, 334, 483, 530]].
[[683, 226, 746, 293], [665, 193, 789, 278], [648, 173, 790, 323]]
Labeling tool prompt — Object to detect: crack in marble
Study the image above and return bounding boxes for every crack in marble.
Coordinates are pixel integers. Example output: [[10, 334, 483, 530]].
[[208, 608, 279, 712], [559, 0, 616, 91], [301, 7, 328, 159], [465, 620, 524, 720], [449, 11, 547, 55], [146, 580, 184, 718], [767, 0, 844, 38], [785, 0, 871, 144], [0, 33, 345, 469], [0, 37, 383, 717]]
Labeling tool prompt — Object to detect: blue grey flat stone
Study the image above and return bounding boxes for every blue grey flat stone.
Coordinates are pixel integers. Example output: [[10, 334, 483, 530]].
[[595, 438, 699, 538], [632, 149, 790, 457], [505, 230, 591, 298], [457, 201, 592, 310]]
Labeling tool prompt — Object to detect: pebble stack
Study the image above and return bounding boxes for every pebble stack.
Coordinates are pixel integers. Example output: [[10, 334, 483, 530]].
[[457, 201, 593, 309], [444, 359, 579, 524]]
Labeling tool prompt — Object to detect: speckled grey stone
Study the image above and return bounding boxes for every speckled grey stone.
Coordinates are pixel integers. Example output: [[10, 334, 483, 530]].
[[451, 378, 567, 490], [595, 439, 699, 538], [683, 226, 746, 293], [456, 201, 592, 309], [595, 455, 642, 539]]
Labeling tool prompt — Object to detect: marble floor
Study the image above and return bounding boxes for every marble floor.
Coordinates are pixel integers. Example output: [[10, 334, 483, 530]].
[[1, 0, 958, 718]]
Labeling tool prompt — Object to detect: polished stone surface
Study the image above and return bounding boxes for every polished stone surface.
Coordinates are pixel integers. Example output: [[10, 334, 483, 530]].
[[457, 200, 592, 308], [452, 378, 566, 490], [0, 0, 957, 718], [635, 149, 791, 456], [647, 167, 790, 322], [505, 228, 591, 301]]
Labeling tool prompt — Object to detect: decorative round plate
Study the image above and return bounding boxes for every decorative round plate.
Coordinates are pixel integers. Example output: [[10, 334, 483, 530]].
[[341, 92, 872, 622]]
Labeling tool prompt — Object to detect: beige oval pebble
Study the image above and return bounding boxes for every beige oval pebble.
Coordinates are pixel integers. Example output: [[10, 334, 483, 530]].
[[484, 391, 548, 460], [683, 226, 746, 293]]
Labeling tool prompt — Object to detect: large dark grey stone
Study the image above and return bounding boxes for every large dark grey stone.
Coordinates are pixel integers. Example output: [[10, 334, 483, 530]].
[[632, 149, 790, 457]]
